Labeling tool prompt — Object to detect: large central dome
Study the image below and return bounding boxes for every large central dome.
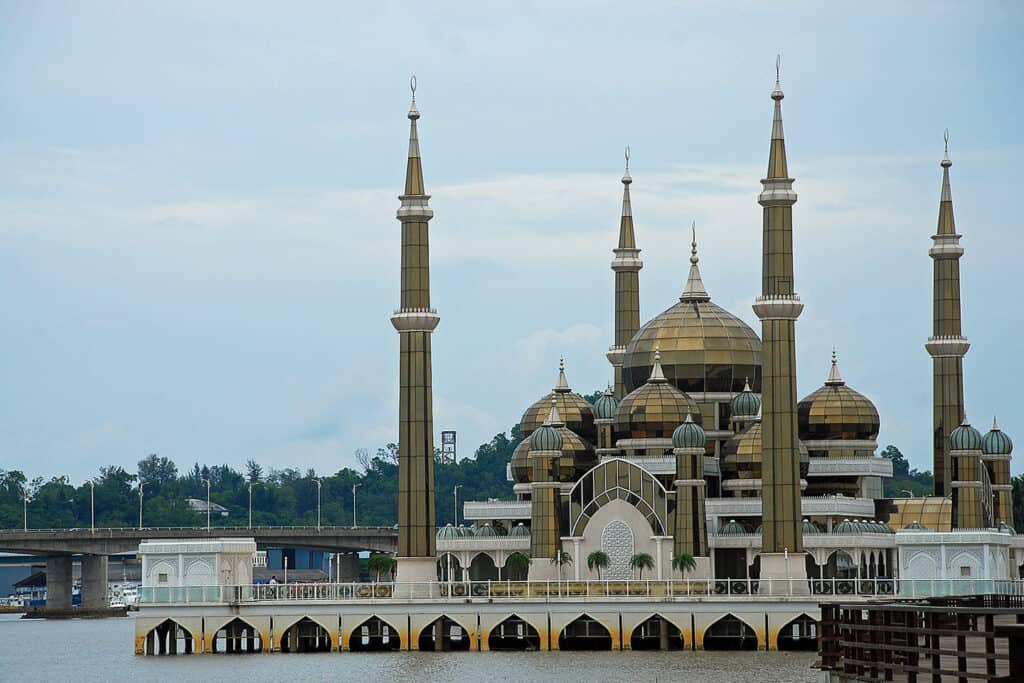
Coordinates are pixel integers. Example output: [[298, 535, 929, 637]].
[[621, 239, 761, 395]]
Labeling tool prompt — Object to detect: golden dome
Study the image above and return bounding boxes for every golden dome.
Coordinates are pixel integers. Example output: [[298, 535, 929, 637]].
[[519, 358, 597, 443], [510, 439, 531, 483], [512, 425, 595, 485], [614, 351, 702, 438], [797, 354, 880, 444], [621, 301, 761, 396], [721, 422, 810, 481]]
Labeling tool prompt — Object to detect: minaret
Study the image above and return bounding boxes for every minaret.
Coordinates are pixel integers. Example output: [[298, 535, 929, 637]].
[[607, 147, 643, 399], [672, 414, 710, 574], [751, 58, 806, 579], [924, 130, 970, 497], [528, 399, 565, 580], [390, 77, 440, 582]]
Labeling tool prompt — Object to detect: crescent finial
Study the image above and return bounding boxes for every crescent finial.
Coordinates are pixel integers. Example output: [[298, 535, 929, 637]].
[[776, 54, 781, 81]]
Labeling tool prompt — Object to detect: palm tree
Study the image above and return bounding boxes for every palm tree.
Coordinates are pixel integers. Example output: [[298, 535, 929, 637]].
[[367, 554, 395, 582], [586, 550, 609, 580], [506, 552, 531, 581], [672, 552, 697, 578], [629, 553, 655, 581], [550, 550, 573, 580]]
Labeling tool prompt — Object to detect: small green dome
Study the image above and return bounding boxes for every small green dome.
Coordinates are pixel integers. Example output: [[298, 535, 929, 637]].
[[593, 385, 618, 420], [509, 522, 530, 537], [832, 518, 858, 535], [530, 424, 563, 451], [983, 418, 1013, 455], [718, 519, 748, 535], [456, 524, 469, 537], [731, 378, 761, 418], [474, 523, 498, 537], [436, 523, 459, 540], [949, 420, 983, 451], [672, 413, 707, 449], [998, 521, 1015, 535], [904, 520, 929, 531], [802, 519, 821, 534]]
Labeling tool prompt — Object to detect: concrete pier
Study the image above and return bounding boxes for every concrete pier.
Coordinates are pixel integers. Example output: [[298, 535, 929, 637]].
[[81, 555, 109, 609], [45, 556, 73, 609]]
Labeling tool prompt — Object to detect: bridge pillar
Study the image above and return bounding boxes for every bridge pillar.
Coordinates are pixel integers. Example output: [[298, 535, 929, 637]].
[[338, 553, 361, 582], [81, 555, 109, 609], [46, 555, 73, 609]]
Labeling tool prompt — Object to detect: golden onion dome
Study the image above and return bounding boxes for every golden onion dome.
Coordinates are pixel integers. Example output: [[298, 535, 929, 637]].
[[515, 400, 595, 484], [797, 353, 880, 442], [720, 421, 810, 481], [510, 439, 531, 484], [621, 233, 761, 395], [519, 357, 596, 443], [614, 349, 702, 438]]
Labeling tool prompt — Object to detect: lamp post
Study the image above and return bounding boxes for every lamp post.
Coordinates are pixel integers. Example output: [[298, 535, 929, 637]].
[[454, 484, 463, 526], [88, 481, 95, 532], [138, 482, 145, 530], [248, 482, 256, 529], [314, 478, 322, 530], [352, 483, 361, 528], [202, 478, 211, 530], [22, 489, 29, 531]]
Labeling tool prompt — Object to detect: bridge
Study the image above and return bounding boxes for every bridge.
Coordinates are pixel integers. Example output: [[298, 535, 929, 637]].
[[0, 526, 398, 612]]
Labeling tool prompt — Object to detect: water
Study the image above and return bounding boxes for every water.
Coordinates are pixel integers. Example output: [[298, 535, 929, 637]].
[[0, 614, 820, 682]]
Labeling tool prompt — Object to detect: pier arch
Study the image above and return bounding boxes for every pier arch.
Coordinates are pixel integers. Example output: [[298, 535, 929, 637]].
[[558, 614, 613, 651], [142, 618, 197, 655], [416, 615, 474, 651], [348, 616, 402, 652], [776, 614, 818, 651], [209, 616, 263, 653], [469, 553, 499, 581], [275, 616, 334, 653], [487, 614, 542, 651], [629, 613, 685, 650], [702, 614, 759, 651]]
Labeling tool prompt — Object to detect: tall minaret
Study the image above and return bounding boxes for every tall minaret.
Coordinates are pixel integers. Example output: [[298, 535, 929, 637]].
[[751, 58, 806, 572], [607, 148, 643, 399], [924, 131, 970, 498], [390, 77, 440, 582]]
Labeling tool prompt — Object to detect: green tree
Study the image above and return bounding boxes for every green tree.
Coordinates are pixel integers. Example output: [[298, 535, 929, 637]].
[[367, 554, 396, 582], [550, 550, 573, 580], [506, 552, 531, 581], [672, 552, 697, 578], [630, 553, 655, 580], [586, 550, 609, 579]]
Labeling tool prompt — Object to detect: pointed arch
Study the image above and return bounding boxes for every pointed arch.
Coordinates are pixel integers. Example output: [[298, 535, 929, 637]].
[[776, 613, 818, 651], [558, 613, 613, 651], [416, 614, 474, 651], [487, 613, 542, 651], [275, 616, 333, 653], [208, 616, 264, 654], [348, 616, 402, 652], [703, 613, 759, 651], [142, 617, 197, 656], [629, 613, 685, 650], [569, 458, 669, 536]]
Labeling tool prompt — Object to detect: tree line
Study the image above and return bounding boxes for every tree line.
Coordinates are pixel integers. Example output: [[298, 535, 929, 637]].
[[0, 427, 522, 530]]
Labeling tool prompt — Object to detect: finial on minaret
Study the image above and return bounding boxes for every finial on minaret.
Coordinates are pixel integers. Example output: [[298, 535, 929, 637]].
[[648, 345, 668, 383], [743, 376, 751, 392], [993, 415, 1000, 431], [772, 54, 784, 101], [942, 128, 951, 167], [623, 146, 632, 183], [553, 356, 571, 392], [680, 221, 710, 302], [408, 75, 419, 119], [826, 347, 844, 386]]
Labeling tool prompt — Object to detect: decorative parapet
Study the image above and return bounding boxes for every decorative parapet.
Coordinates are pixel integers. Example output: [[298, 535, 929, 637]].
[[801, 440, 878, 452], [758, 177, 797, 205], [706, 495, 876, 518], [929, 233, 964, 258], [463, 500, 531, 520], [924, 335, 970, 358], [603, 453, 720, 477], [390, 308, 440, 333], [711, 532, 897, 550], [606, 345, 626, 366], [436, 536, 530, 552], [396, 194, 433, 222], [752, 294, 803, 321], [806, 457, 893, 478]]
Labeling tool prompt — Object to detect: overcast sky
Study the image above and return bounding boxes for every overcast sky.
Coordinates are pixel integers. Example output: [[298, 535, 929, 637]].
[[1, 1, 1022, 483]]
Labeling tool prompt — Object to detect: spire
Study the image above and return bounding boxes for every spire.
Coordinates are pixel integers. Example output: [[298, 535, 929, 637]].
[[766, 55, 789, 180], [544, 397, 564, 427], [404, 75, 425, 196], [992, 415, 1001, 431], [826, 348, 845, 386], [743, 377, 752, 393], [617, 146, 636, 249], [553, 356, 571, 392], [604, 383, 614, 397], [648, 346, 668, 383], [680, 221, 711, 302], [937, 129, 956, 236]]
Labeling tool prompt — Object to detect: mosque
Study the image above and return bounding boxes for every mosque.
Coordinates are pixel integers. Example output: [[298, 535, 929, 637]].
[[388, 66, 1021, 592]]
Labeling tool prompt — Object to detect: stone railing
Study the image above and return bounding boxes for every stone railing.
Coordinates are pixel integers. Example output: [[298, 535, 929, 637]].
[[463, 501, 530, 520], [436, 536, 529, 552]]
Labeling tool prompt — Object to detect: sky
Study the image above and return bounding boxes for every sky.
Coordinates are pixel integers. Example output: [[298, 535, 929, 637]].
[[1, 1, 1022, 483]]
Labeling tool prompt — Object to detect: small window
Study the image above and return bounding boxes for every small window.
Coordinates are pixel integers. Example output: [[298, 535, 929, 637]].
[[960, 566, 971, 577], [158, 573, 168, 584]]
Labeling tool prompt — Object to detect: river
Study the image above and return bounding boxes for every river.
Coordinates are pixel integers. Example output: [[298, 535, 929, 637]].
[[0, 614, 820, 682]]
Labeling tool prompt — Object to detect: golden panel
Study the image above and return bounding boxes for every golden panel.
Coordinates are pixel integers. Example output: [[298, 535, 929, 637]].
[[621, 300, 762, 395], [720, 422, 809, 482], [885, 497, 953, 531]]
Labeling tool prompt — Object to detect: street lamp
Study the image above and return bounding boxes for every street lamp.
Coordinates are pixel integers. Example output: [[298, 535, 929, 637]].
[[248, 482, 256, 529], [22, 488, 30, 531], [138, 482, 145, 530], [314, 478, 323, 530], [454, 484, 463, 527], [88, 480, 95, 532], [352, 483, 361, 528], [202, 478, 211, 530]]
